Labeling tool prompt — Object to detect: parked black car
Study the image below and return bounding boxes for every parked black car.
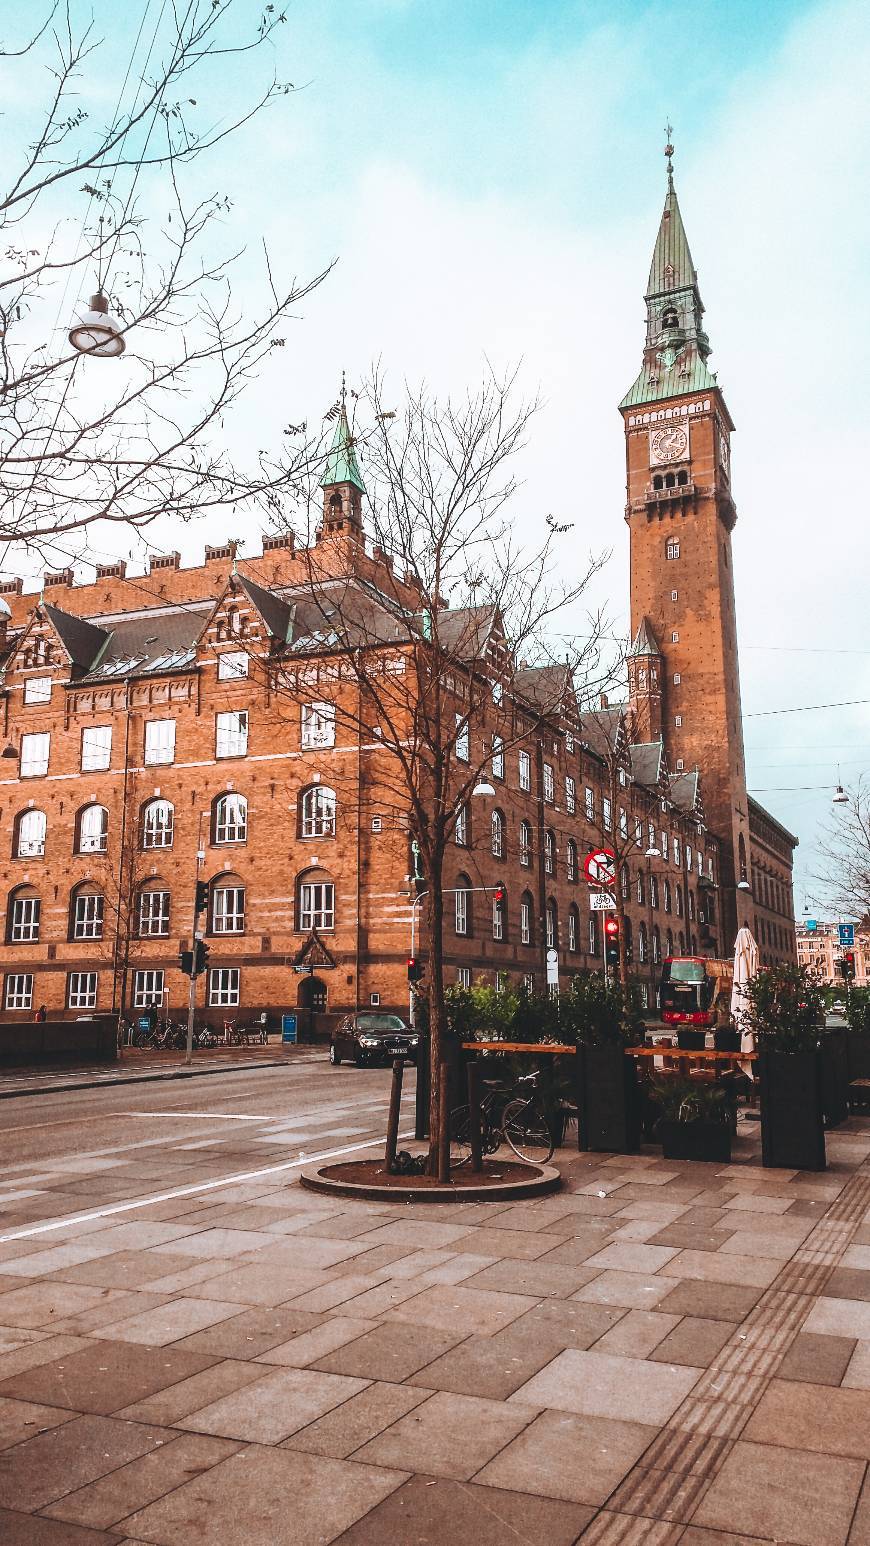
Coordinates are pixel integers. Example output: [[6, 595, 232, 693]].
[[329, 1013, 420, 1067]]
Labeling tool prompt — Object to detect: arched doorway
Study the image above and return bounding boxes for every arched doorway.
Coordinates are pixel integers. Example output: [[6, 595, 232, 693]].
[[298, 974, 327, 1011]]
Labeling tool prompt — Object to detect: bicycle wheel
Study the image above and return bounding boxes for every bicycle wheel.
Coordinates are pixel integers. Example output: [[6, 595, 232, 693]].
[[501, 1096, 555, 1165], [448, 1105, 473, 1167]]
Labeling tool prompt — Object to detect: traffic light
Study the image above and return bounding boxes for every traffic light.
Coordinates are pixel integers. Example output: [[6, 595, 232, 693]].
[[604, 916, 620, 967], [840, 951, 856, 981], [193, 939, 210, 976], [178, 949, 194, 976], [194, 880, 209, 916], [493, 885, 505, 908], [407, 956, 423, 983]]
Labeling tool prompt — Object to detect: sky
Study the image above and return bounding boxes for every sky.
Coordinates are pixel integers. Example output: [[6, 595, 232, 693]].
[[3, 0, 870, 916]]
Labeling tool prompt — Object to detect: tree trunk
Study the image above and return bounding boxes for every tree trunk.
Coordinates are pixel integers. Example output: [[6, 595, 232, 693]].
[[615, 886, 628, 987], [425, 869, 450, 1180]]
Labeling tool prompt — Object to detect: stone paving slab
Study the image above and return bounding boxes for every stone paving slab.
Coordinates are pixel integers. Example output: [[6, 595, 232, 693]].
[[1, 1107, 870, 1543]]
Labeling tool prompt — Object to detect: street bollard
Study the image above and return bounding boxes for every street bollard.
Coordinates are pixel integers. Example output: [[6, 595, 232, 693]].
[[466, 1058, 483, 1173], [415, 1036, 430, 1140], [385, 1058, 405, 1174]]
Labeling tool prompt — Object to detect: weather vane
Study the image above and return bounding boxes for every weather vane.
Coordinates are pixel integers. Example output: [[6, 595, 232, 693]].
[[664, 122, 675, 187]]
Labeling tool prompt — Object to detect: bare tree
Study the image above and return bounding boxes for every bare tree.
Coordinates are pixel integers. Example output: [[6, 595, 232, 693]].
[[0, 1, 325, 563], [814, 776, 870, 922], [269, 369, 613, 1178]]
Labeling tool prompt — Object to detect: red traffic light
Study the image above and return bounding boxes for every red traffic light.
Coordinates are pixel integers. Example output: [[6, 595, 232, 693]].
[[493, 885, 505, 905], [604, 917, 619, 936]]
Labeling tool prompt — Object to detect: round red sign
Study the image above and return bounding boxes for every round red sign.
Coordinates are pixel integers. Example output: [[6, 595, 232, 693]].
[[584, 848, 616, 887]]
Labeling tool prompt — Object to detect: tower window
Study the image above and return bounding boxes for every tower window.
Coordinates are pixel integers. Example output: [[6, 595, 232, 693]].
[[653, 474, 663, 491], [662, 307, 679, 329], [671, 631, 679, 643], [673, 672, 681, 685], [675, 715, 682, 727], [666, 538, 680, 560], [665, 472, 676, 489], [677, 470, 688, 486], [671, 590, 678, 601]]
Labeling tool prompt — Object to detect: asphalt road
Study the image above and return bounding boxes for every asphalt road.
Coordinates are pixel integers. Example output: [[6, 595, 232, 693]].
[[0, 1055, 417, 1236]]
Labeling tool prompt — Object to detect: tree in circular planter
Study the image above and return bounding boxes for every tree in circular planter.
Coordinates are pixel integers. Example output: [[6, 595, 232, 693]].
[[744, 964, 827, 1171]]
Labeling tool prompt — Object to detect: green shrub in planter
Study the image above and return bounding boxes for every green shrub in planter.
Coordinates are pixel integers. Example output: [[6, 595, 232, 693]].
[[651, 1075, 732, 1162], [845, 989, 870, 1081], [745, 964, 826, 1171], [564, 973, 643, 1152]]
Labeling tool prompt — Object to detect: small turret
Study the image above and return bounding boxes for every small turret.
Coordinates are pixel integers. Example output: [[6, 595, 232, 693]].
[[320, 379, 365, 537], [628, 615, 663, 742]]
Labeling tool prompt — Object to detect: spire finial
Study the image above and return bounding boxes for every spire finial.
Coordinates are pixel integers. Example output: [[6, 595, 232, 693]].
[[340, 369, 347, 411], [664, 122, 675, 190]]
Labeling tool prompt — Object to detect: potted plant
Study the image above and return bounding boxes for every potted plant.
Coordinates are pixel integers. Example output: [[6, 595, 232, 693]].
[[745, 964, 826, 1171], [845, 989, 870, 1082], [564, 973, 643, 1154], [651, 1074, 732, 1163]]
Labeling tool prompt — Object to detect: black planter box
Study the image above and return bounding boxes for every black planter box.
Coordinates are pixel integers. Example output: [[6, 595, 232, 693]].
[[658, 1118, 731, 1163], [820, 1028, 849, 1129], [713, 1028, 741, 1052], [846, 1030, 870, 1082], [577, 1041, 640, 1153], [676, 1029, 706, 1050], [759, 1045, 826, 1171]]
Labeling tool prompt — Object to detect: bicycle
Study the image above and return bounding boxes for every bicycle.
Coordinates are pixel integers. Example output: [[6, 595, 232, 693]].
[[450, 1069, 555, 1167]]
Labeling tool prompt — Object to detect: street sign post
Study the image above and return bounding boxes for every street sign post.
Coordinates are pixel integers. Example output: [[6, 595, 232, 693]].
[[584, 848, 616, 888], [590, 891, 616, 911], [546, 947, 559, 990], [839, 923, 855, 948]]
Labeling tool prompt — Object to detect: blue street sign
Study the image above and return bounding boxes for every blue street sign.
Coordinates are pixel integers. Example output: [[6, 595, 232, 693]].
[[839, 923, 855, 947], [804, 919, 817, 932], [281, 1013, 298, 1044]]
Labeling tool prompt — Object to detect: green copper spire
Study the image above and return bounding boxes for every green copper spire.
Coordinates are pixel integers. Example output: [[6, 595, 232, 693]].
[[320, 380, 365, 494], [620, 132, 717, 410]]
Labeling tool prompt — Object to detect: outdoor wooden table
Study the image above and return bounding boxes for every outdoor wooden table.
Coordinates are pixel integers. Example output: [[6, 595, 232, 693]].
[[627, 1047, 757, 1063], [462, 1042, 575, 1054]]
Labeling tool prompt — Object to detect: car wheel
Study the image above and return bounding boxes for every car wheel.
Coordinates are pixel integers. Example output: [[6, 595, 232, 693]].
[[329, 1044, 341, 1066], [354, 1049, 366, 1068]]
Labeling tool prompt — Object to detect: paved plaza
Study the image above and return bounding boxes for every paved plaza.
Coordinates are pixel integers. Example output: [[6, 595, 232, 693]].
[[0, 1062, 868, 1544]]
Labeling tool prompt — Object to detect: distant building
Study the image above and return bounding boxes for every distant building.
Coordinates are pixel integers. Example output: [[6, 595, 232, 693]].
[[796, 922, 869, 987]]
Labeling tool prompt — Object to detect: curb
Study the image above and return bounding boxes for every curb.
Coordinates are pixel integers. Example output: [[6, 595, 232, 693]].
[[299, 1160, 563, 1204], [0, 1053, 326, 1101]]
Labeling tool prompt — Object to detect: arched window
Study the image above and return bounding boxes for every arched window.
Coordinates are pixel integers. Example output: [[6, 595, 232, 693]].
[[624, 916, 633, 963], [568, 903, 579, 952], [76, 804, 108, 855], [666, 537, 680, 561], [519, 820, 532, 868], [638, 921, 648, 963], [620, 864, 629, 900], [454, 803, 469, 847], [15, 809, 46, 859], [738, 832, 748, 884], [691, 933, 697, 955], [214, 793, 248, 845], [663, 879, 672, 914], [652, 925, 661, 965], [678, 930, 685, 954], [520, 890, 533, 946], [688, 890, 696, 921], [650, 874, 659, 909], [677, 469, 688, 486], [299, 785, 335, 840], [70, 884, 104, 941], [662, 306, 679, 330], [589, 913, 600, 956], [665, 471, 676, 490], [544, 829, 555, 876], [566, 839, 578, 882], [675, 884, 683, 917], [7, 886, 41, 943], [142, 799, 174, 850], [666, 928, 674, 958], [138, 883, 170, 937], [454, 874, 472, 937], [653, 474, 663, 491], [636, 870, 645, 905], [491, 808, 505, 859], [297, 871, 334, 932], [211, 877, 246, 934], [546, 899, 558, 950]]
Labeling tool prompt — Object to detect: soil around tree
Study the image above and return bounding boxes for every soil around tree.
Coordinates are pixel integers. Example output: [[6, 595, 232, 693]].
[[300, 1155, 562, 1203]]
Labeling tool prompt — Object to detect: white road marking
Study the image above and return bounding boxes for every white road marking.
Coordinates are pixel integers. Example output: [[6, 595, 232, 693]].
[[112, 1111, 281, 1122], [0, 1130, 417, 1243]]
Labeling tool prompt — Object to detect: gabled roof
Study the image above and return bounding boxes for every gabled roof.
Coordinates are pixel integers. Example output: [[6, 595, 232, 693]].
[[631, 740, 666, 789], [320, 404, 365, 494], [437, 605, 496, 661], [669, 768, 703, 817], [236, 572, 294, 643], [73, 609, 205, 684], [42, 604, 110, 673], [629, 617, 661, 658], [514, 663, 573, 715], [578, 705, 629, 764]]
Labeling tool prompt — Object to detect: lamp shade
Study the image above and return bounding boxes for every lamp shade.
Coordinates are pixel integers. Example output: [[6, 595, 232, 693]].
[[69, 292, 125, 358]]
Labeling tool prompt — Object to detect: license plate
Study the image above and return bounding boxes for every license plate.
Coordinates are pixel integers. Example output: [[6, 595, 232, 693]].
[[385, 1042, 406, 1055]]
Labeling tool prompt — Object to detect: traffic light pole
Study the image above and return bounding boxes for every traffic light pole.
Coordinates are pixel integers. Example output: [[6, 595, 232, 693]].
[[185, 824, 208, 1067]]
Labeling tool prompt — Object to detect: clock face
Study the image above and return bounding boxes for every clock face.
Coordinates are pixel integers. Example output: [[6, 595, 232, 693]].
[[650, 424, 689, 465], [719, 433, 731, 475]]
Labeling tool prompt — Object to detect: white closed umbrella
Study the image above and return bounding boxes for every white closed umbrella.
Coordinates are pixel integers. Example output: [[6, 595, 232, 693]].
[[731, 926, 759, 1077]]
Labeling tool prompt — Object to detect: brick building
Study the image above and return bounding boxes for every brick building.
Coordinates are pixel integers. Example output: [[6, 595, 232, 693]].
[[0, 152, 796, 1027]]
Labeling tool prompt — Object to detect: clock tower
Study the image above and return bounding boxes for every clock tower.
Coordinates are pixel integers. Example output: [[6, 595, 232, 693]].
[[620, 139, 752, 946]]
